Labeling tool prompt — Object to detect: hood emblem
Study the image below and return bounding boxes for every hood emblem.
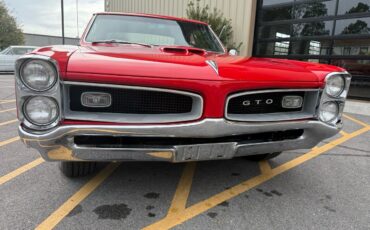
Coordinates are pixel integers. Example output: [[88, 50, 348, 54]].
[[206, 60, 219, 75]]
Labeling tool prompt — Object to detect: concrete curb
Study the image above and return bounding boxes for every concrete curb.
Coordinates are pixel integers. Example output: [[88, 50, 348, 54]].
[[344, 100, 370, 116]]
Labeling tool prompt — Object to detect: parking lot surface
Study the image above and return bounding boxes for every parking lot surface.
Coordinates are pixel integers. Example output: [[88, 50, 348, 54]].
[[0, 74, 369, 230]]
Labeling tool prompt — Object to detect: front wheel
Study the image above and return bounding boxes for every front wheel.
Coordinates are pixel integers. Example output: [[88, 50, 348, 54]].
[[244, 152, 282, 161], [59, 161, 97, 178]]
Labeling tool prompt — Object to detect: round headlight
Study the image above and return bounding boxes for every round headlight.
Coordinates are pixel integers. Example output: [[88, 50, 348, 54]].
[[319, 101, 339, 123], [20, 60, 57, 91], [24, 96, 59, 126], [326, 75, 345, 97]]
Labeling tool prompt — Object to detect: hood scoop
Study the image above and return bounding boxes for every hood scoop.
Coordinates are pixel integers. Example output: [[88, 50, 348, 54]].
[[162, 47, 207, 56]]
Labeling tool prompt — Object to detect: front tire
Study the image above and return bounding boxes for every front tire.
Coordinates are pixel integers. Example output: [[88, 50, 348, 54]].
[[59, 161, 97, 178], [245, 152, 282, 161]]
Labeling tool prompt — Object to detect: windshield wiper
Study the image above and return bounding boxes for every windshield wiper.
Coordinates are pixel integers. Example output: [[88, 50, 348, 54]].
[[91, 39, 152, 48]]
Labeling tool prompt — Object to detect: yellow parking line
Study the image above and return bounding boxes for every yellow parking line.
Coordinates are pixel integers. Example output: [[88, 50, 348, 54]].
[[0, 119, 18, 127], [0, 136, 20, 147], [0, 158, 44, 186], [167, 162, 197, 216], [35, 163, 121, 230], [0, 99, 16, 104], [143, 125, 370, 230], [0, 108, 16, 113], [339, 130, 349, 136], [259, 160, 272, 174], [343, 114, 370, 128]]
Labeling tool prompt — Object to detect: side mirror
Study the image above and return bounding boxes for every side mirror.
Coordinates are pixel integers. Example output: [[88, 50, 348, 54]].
[[229, 49, 238, 56]]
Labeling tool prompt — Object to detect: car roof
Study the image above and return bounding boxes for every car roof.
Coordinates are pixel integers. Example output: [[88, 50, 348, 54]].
[[10, 46, 38, 48], [94, 12, 208, 25]]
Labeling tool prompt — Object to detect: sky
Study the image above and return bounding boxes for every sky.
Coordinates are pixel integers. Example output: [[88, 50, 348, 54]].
[[2, 0, 104, 38]]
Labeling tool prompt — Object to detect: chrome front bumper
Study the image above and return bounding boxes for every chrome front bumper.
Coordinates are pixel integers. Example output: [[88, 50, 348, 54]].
[[19, 119, 341, 162]]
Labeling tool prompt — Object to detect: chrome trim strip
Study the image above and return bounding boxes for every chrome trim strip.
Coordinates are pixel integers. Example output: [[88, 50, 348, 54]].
[[225, 88, 320, 122], [62, 81, 204, 124]]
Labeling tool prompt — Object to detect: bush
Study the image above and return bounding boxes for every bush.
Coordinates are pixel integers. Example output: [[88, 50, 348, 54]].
[[186, 0, 242, 51], [0, 1, 24, 50]]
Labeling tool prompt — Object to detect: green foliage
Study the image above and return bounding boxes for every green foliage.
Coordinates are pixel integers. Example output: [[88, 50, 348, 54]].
[[0, 1, 24, 50], [342, 20, 370, 35], [347, 2, 370, 14], [186, 0, 242, 51]]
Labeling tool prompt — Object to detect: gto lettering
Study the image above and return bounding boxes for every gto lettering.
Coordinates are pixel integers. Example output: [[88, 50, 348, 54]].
[[242, 99, 274, 106]]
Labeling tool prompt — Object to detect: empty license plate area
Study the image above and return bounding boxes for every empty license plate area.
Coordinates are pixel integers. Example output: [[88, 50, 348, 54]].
[[175, 143, 236, 162]]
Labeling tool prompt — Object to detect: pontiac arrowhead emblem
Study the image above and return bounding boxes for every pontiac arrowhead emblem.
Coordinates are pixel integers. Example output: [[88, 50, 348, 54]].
[[206, 60, 219, 75]]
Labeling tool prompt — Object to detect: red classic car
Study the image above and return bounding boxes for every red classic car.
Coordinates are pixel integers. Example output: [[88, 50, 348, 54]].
[[16, 13, 351, 178]]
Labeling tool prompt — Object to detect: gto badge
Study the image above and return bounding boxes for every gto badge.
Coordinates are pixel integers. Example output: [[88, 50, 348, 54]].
[[242, 99, 274, 106]]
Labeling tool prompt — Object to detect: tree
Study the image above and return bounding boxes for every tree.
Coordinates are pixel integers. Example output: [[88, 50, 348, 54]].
[[347, 2, 370, 14], [0, 1, 24, 50], [186, 0, 242, 51], [342, 20, 370, 35]]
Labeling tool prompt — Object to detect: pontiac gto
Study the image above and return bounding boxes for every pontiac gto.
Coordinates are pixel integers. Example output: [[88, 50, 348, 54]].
[[16, 13, 351, 178]]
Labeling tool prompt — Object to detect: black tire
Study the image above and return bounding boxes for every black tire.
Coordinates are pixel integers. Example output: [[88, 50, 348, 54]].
[[245, 152, 282, 161], [59, 161, 97, 178]]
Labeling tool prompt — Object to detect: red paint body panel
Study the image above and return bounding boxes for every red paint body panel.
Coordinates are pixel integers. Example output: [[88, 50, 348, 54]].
[[28, 13, 346, 125]]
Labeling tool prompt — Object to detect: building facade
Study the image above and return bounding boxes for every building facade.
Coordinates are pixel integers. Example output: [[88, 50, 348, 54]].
[[24, 33, 80, 47], [106, 0, 370, 99]]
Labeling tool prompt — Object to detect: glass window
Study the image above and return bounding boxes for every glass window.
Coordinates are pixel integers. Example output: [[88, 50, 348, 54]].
[[292, 21, 333, 37], [335, 17, 370, 35], [256, 42, 290, 56], [86, 15, 224, 52], [294, 0, 336, 19], [261, 2, 294, 21], [332, 39, 370, 55], [258, 24, 291, 39], [338, 0, 370, 15], [290, 40, 332, 55]]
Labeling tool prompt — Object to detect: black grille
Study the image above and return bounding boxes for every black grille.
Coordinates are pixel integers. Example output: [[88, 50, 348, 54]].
[[74, 130, 304, 148], [69, 85, 193, 114], [227, 91, 305, 114]]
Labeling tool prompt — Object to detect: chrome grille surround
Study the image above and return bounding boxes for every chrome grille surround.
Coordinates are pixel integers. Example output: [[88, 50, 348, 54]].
[[225, 89, 321, 122], [62, 81, 204, 124]]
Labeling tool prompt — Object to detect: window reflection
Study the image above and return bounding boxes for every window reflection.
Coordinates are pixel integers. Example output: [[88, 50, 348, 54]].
[[294, 0, 336, 19], [333, 39, 370, 55], [292, 21, 333, 36], [338, 0, 370, 15], [291, 40, 331, 55], [336, 17, 370, 35], [258, 24, 291, 39]]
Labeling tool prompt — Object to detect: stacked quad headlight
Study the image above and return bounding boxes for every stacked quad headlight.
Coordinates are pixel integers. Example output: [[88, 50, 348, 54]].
[[319, 72, 351, 125], [16, 57, 61, 130]]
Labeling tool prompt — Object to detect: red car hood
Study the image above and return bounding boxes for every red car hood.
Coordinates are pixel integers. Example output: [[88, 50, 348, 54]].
[[66, 45, 342, 82]]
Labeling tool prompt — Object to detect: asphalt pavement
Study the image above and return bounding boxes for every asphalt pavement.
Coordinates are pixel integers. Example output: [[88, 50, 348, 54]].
[[0, 74, 369, 230]]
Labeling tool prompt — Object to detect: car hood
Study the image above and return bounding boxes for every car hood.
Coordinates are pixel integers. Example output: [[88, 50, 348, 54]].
[[66, 45, 341, 82]]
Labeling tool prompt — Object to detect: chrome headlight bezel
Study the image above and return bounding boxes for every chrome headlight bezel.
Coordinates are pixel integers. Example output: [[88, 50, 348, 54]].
[[15, 55, 62, 131], [23, 96, 60, 127], [20, 59, 58, 92], [325, 74, 345, 98], [319, 72, 351, 126]]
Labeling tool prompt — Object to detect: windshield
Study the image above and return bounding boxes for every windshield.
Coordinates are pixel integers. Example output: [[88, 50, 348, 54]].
[[0, 47, 10, 54], [85, 15, 224, 53]]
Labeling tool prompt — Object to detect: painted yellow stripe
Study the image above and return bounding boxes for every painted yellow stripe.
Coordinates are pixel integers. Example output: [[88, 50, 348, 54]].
[[0, 119, 18, 127], [343, 114, 369, 128], [0, 99, 16, 104], [0, 108, 16, 113], [0, 136, 20, 147], [143, 126, 370, 230], [35, 163, 121, 230], [167, 162, 197, 216], [259, 160, 272, 174], [339, 130, 349, 136], [0, 158, 44, 186]]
